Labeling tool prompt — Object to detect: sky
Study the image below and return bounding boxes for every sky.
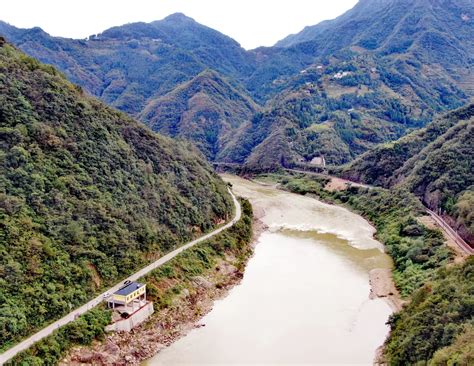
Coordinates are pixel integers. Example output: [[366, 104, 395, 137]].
[[1, 0, 358, 49]]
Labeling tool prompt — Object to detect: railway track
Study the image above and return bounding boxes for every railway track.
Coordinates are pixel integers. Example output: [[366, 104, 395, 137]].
[[425, 208, 474, 255]]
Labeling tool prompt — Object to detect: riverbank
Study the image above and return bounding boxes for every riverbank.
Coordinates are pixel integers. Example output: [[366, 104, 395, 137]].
[[59, 175, 397, 365], [369, 269, 403, 312], [147, 175, 393, 365], [264, 172, 453, 295], [253, 174, 403, 312], [59, 199, 256, 366], [254, 172, 474, 364]]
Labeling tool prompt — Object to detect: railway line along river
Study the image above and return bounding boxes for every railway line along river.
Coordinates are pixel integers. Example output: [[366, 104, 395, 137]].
[[146, 175, 395, 365]]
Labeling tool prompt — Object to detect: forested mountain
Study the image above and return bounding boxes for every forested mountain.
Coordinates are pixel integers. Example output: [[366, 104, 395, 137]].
[[258, 0, 474, 98], [0, 39, 233, 350], [238, 52, 467, 170], [277, 0, 473, 61], [1, 1, 473, 363], [344, 103, 474, 243], [139, 70, 259, 161], [239, 0, 473, 168], [0, 0, 472, 168], [0, 14, 253, 116]]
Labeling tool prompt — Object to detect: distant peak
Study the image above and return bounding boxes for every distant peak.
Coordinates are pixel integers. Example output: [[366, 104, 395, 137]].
[[163, 13, 196, 23], [188, 69, 225, 86], [197, 69, 221, 78]]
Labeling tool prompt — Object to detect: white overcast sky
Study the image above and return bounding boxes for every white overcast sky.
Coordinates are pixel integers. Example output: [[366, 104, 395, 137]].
[[1, 0, 358, 49]]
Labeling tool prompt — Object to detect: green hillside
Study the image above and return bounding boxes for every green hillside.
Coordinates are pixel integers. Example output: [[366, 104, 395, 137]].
[[276, 0, 473, 72], [0, 14, 254, 116], [0, 0, 472, 170], [238, 51, 466, 170], [344, 104, 474, 184], [384, 256, 474, 365], [344, 104, 474, 243], [0, 39, 233, 350], [259, 0, 474, 99], [139, 70, 259, 161]]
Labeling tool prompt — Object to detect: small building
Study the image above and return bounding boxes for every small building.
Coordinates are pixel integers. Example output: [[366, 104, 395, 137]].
[[310, 156, 326, 167], [333, 71, 352, 79], [105, 282, 154, 332], [107, 282, 146, 310]]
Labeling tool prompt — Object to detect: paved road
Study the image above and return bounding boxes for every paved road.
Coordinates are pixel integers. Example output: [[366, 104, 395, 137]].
[[426, 208, 474, 255], [0, 189, 241, 365]]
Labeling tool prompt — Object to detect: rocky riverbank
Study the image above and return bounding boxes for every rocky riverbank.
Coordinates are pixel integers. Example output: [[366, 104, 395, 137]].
[[369, 268, 404, 312], [60, 210, 264, 366]]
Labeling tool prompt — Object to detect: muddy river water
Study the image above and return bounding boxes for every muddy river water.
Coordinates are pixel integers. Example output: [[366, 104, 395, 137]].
[[146, 175, 394, 365]]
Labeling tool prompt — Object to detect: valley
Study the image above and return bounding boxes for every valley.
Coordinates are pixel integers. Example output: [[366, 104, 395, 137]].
[[146, 175, 395, 365], [1, 0, 472, 170], [1, 0, 473, 364], [0, 39, 234, 362]]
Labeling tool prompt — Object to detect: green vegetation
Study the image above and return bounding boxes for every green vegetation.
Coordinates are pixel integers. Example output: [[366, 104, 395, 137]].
[[1, 0, 472, 169], [140, 70, 258, 161], [6, 308, 111, 366], [276, 0, 473, 73], [430, 325, 474, 365], [267, 173, 451, 296], [344, 103, 474, 244], [7, 198, 253, 366], [0, 41, 233, 350], [258, 171, 471, 364], [344, 104, 474, 186], [454, 191, 474, 243], [384, 257, 474, 365], [1, 0, 473, 361], [143, 198, 253, 310], [0, 14, 254, 116]]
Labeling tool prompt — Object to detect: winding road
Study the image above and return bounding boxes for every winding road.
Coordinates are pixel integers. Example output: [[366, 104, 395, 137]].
[[0, 189, 241, 365]]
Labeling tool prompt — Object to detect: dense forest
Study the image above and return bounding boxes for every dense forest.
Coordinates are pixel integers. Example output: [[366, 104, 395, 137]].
[[7, 199, 253, 366], [140, 70, 258, 161], [384, 256, 474, 365], [344, 103, 474, 244], [0, 40, 233, 350], [0, 0, 472, 168]]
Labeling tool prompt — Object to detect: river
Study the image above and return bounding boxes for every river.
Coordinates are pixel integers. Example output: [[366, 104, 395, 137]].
[[145, 175, 394, 365]]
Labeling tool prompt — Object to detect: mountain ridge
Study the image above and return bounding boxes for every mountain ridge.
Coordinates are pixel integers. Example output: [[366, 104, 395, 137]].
[[0, 39, 233, 349], [140, 69, 259, 161], [343, 103, 474, 243], [0, 1, 472, 168]]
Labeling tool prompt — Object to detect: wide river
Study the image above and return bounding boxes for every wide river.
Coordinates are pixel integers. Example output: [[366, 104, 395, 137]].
[[146, 175, 394, 365]]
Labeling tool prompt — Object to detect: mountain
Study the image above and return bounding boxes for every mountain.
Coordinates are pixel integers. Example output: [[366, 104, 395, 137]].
[[0, 14, 254, 116], [277, 0, 474, 63], [273, 0, 474, 95], [139, 70, 259, 161], [0, 39, 233, 349], [343, 103, 474, 243], [0, 1, 473, 169], [238, 0, 474, 169], [237, 50, 468, 170]]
